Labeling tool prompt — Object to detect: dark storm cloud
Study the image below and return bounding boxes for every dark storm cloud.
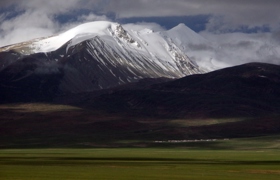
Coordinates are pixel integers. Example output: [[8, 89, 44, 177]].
[[120, 15, 209, 31], [1, 0, 280, 31], [0, 0, 14, 6], [104, 0, 280, 30]]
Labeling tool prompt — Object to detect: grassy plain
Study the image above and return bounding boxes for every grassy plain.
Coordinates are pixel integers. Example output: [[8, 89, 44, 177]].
[[1, 103, 280, 179], [1, 147, 280, 180]]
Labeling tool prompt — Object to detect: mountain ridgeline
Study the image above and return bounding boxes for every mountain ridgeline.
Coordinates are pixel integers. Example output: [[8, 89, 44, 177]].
[[1, 62, 280, 148], [0, 21, 280, 147], [68, 62, 280, 119], [0, 21, 280, 119], [0, 21, 205, 102]]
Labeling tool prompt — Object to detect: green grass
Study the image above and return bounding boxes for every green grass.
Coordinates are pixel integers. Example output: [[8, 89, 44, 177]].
[[1, 148, 280, 180], [1, 104, 280, 179]]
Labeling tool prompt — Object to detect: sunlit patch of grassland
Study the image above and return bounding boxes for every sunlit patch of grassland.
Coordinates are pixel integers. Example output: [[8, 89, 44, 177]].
[[224, 136, 280, 150], [0, 103, 81, 113], [169, 118, 244, 127]]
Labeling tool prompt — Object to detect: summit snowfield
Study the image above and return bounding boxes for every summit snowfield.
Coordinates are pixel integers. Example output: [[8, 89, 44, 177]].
[[0, 21, 208, 96]]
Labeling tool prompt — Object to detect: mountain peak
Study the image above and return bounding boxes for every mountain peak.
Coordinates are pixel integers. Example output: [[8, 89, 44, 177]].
[[0, 20, 205, 95], [176, 23, 188, 28], [163, 23, 207, 47], [169, 23, 194, 33]]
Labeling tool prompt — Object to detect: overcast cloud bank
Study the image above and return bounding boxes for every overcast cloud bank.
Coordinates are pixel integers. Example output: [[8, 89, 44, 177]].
[[0, 0, 280, 68]]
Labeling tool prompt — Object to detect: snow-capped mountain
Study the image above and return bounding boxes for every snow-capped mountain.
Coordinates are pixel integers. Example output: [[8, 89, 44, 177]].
[[0, 21, 207, 95]]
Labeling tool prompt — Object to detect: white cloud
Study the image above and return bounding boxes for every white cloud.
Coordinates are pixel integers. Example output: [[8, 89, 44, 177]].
[[0, 10, 59, 46], [78, 13, 109, 22], [0, 0, 279, 68], [58, 13, 111, 33], [0, 0, 112, 47], [190, 31, 280, 69], [123, 22, 166, 32]]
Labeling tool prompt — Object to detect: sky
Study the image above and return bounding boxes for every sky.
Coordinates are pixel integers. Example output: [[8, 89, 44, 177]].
[[0, 0, 280, 68]]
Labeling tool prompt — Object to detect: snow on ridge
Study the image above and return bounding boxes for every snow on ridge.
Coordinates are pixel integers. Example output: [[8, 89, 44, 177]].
[[12, 21, 212, 72], [28, 21, 209, 58], [31, 21, 118, 53]]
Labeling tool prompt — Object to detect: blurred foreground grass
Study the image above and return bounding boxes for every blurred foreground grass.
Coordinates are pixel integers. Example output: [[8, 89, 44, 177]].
[[1, 148, 280, 180]]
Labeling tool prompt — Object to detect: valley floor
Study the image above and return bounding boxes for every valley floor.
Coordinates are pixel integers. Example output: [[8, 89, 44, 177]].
[[1, 103, 280, 179], [1, 147, 280, 180]]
